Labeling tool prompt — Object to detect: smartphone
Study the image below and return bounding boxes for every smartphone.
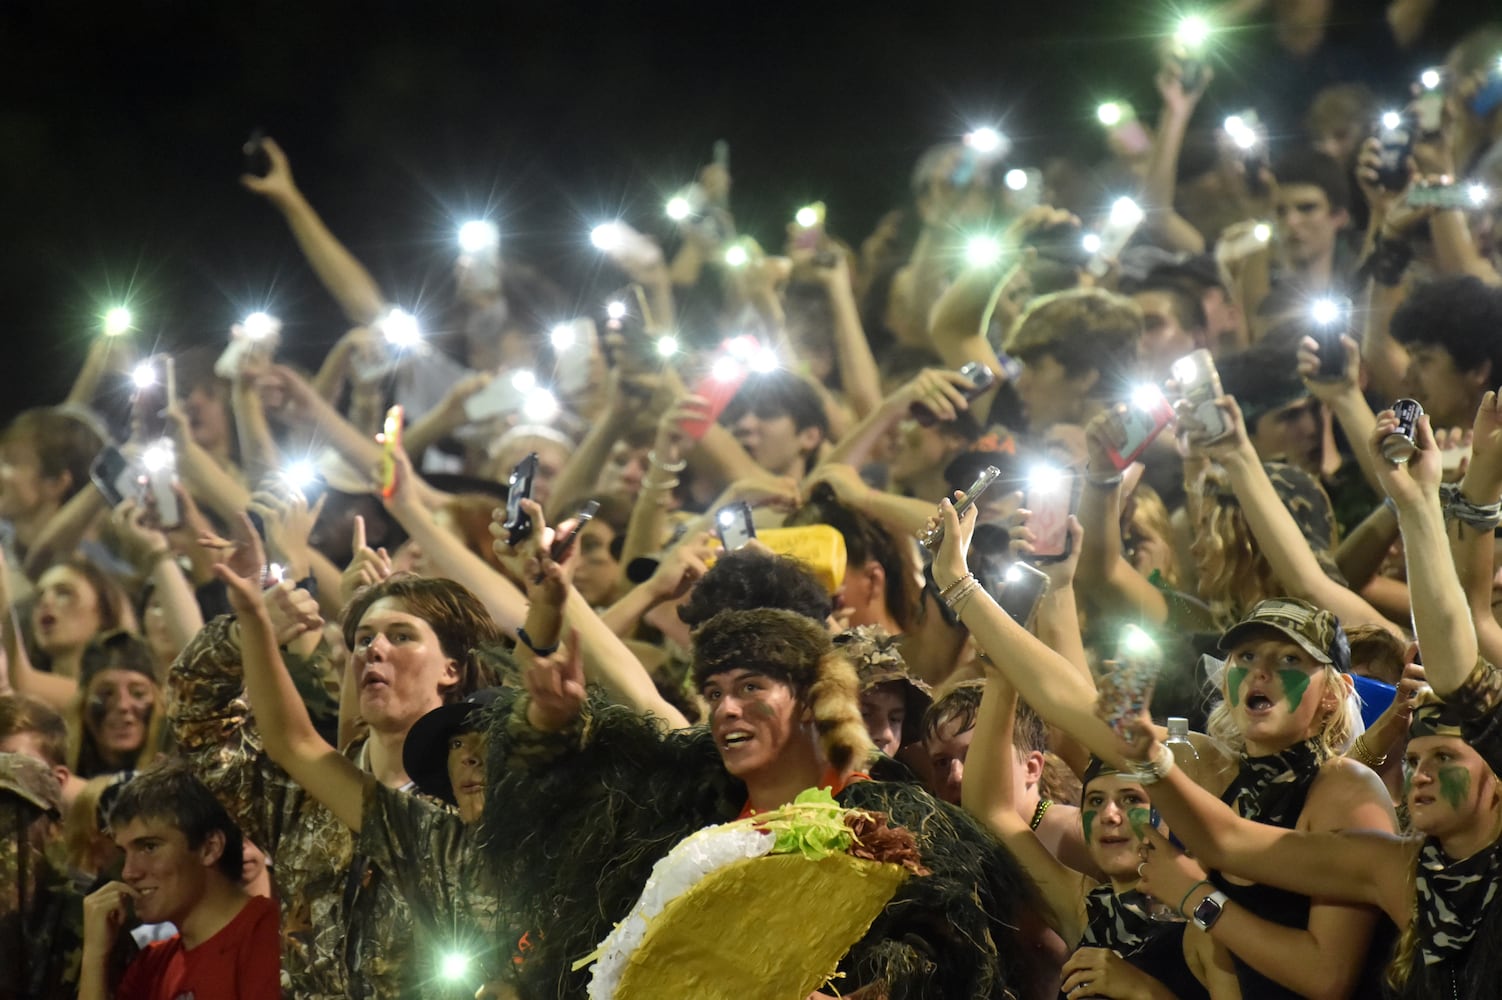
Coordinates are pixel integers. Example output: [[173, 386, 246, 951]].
[[463, 372, 530, 423], [379, 405, 403, 499], [1087, 198, 1144, 277], [1408, 183, 1492, 210], [140, 441, 181, 530], [1224, 110, 1269, 195], [243, 129, 271, 178], [792, 202, 826, 252], [678, 353, 751, 441], [994, 561, 1050, 629], [1307, 297, 1351, 379], [712, 139, 730, 171], [502, 453, 539, 546], [1100, 628, 1163, 740], [1170, 349, 1233, 444], [715, 501, 757, 551], [1024, 466, 1078, 562], [910, 362, 998, 427], [1375, 111, 1415, 192], [1106, 386, 1175, 469], [90, 446, 137, 507], [550, 501, 600, 562], [214, 315, 282, 381], [1415, 72, 1446, 135], [598, 285, 654, 368], [1005, 167, 1044, 213], [918, 465, 1002, 551], [133, 356, 174, 441]]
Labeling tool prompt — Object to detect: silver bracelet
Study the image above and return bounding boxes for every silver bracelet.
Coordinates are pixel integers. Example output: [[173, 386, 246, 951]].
[[1440, 482, 1502, 530], [647, 449, 688, 474]]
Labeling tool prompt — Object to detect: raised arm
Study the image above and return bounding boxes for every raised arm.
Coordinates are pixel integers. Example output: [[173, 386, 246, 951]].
[[214, 527, 368, 833], [962, 668, 1090, 944], [242, 138, 388, 325], [814, 368, 977, 474], [802, 249, 882, 420], [1452, 392, 1502, 662], [1075, 411, 1172, 625]]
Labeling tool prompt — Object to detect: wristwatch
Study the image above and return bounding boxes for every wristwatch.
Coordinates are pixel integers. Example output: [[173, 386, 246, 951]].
[[1190, 889, 1229, 931]]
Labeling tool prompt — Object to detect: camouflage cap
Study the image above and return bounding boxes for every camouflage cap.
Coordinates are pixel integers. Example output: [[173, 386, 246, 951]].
[[1219, 597, 1351, 673], [1408, 689, 1466, 739], [833, 626, 934, 746], [0, 750, 62, 815]]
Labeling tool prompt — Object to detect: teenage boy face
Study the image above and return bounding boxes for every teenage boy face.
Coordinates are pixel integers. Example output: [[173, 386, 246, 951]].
[[732, 408, 821, 477], [116, 817, 220, 926], [1249, 396, 1324, 474], [1274, 184, 1347, 270], [1403, 344, 1488, 430]]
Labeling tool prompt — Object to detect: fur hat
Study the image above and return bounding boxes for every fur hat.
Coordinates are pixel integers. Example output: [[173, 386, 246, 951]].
[[692, 609, 874, 770]]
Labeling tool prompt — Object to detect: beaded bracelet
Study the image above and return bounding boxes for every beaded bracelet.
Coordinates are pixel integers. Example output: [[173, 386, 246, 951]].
[[647, 449, 688, 474], [937, 573, 976, 601], [943, 577, 982, 614]]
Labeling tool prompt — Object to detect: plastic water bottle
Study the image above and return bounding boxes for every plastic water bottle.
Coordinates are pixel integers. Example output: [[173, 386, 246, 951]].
[[1165, 717, 1199, 768]]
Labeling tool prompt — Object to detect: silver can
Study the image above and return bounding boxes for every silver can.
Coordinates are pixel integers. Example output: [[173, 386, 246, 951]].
[[1380, 398, 1423, 464]]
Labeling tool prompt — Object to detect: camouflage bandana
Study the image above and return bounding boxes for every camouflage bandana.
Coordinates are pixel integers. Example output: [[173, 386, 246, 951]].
[[1080, 885, 1160, 955], [1409, 690, 1468, 739], [1081, 755, 1128, 788], [834, 626, 933, 746], [1219, 597, 1350, 673], [1415, 837, 1502, 966]]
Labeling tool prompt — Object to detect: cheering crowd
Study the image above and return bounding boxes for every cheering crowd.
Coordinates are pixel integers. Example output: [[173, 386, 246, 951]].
[[5, 5, 1502, 999]]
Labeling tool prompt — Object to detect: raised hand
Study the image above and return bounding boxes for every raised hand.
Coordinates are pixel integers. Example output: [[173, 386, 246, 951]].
[[82, 881, 140, 954], [1463, 391, 1502, 501], [1295, 334, 1362, 400], [239, 136, 299, 205], [926, 494, 977, 591], [1368, 408, 1442, 510], [523, 634, 586, 732], [646, 532, 717, 603], [339, 515, 393, 606]]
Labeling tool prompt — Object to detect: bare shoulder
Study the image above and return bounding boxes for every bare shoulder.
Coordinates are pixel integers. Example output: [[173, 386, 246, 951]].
[[1305, 755, 1398, 833]]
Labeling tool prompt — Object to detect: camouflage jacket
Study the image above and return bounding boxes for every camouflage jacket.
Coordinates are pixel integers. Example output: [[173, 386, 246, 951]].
[[168, 615, 435, 1000], [0, 812, 83, 1000], [359, 782, 517, 997]]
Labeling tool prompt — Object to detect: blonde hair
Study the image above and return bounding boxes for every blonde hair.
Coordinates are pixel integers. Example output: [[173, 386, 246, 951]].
[[1205, 660, 1356, 759], [1123, 482, 1181, 590], [1190, 467, 1281, 629], [64, 775, 120, 875]]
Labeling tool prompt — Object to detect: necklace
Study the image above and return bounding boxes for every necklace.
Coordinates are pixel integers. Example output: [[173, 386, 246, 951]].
[[1030, 798, 1053, 831]]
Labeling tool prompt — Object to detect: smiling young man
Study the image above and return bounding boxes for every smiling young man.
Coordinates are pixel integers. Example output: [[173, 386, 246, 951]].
[[80, 762, 279, 1000]]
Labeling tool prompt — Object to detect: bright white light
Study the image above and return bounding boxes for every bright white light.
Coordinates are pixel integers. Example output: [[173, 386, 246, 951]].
[[965, 235, 1003, 268], [141, 441, 173, 473], [605, 300, 627, 320], [1131, 384, 1164, 411], [718, 509, 736, 526], [795, 206, 820, 228], [523, 388, 559, 423], [1003, 564, 1024, 583], [103, 307, 132, 337], [381, 308, 421, 349], [457, 220, 498, 254], [1081, 233, 1103, 255], [1028, 464, 1064, 494], [711, 355, 743, 382], [724, 244, 749, 268], [1380, 110, 1403, 131], [1097, 102, 1123, 127], [1224, 115, 1259, 150], [665, 196, 692, 221], [1121, 623, 1158, 657], [749, 347, 780, 374], [965, 127, 1003, 154], [550, 323, 575, 352], [131, 363, 157, 389], [1420, 68, 1442, 90], [265, 562, 284, 584], [1171, 357, 1198, 385], [439, 952, 470, 982], [283, 459, 318, 491], [242, 311, 277, 340], [590, 222, 625, 252], [1004, 169, 1029, 191], [1253, 222, 1272, 243], [1310, 298, 1341, 325], [510, 370, 537, 393], [655, 335, 679, 358], [1176, 15, 1210, 48], [1110, 197, 1144, 227], [1468, 183, 1491, 207]]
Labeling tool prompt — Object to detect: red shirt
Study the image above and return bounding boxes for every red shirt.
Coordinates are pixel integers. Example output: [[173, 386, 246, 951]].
[[737, 768, 870, 820], [117, 894, 281, 1000]]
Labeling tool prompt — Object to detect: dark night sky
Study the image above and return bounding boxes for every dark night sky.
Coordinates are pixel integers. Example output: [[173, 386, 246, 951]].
[[0, 1, 1492, 418]]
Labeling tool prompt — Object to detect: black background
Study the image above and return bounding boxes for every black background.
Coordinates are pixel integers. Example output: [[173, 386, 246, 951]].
[[0, 0, 1490, 416]]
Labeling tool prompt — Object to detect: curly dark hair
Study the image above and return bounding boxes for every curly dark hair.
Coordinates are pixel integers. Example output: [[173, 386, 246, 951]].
[[677, 550, 832, 628], [1390, 276, 1502, 378]]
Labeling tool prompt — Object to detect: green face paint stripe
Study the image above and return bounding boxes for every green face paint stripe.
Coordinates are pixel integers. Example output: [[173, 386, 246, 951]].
[[1226, 667, 1249, 707], [1437, 765, 1472, 809], [1277, 669, 1312, 712], [1127, 807, 1152, 840], [1082, 810, 1096, 844]]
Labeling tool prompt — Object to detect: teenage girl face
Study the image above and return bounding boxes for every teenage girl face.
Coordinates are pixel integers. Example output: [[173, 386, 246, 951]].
[[32, 565, 105, 657], [1082, 775, 1155, 881], [1223, 634, 1336, 755], [1405, 736, 1500, 841]]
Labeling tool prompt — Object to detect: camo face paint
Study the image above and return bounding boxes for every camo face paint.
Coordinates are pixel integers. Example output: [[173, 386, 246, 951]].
[[1438, 765, 1472, 810], [1127, 807, 1153, 840], [1227, 667, 1249, 707], [1277, 669, 1312, 712], [1082, 810, 1097, 844]]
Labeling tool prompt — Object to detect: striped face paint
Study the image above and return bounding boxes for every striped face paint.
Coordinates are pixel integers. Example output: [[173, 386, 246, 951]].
[[1082, 809, 1096, 844], [1227, 667, 1249, 707], [1127, 807, 1153, 840], [1438, 765, 1472, 809], [1277, 669, 1312, 712]]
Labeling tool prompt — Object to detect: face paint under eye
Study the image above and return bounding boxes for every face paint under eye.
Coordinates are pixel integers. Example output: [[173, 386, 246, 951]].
[[1227, 667, 1249, 708], [1082, 809, 1096, 844], [1127, 806, 1153, 840], [1277, 669, 1312, 712], [751, 701, 776, 717], [1438, 765, 1472, 809]]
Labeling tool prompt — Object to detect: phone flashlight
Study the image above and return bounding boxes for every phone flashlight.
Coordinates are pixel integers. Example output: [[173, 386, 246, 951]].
[[965, 235, 1003, 268], [1469, 183, 1492, 207], [1223, 114, 1260, 150], [242, 311, 279, 340], [131, 363, 158, 389], [549, 323, 575, 352], [1109, 196, 1145, 227], [141, 440, 173, 473], [655, 335, 680, 358], [457, 220, 499, 254], [1027, 464, 1065, 495], [665, 196, 693, 221], [1097, 102, 1125, 127], [1420, 67, 1443, 91], [590, 222, 626, 252], [605, 300, 628, 321], [1004, 169, 1029, 191], [1310, 297, 1342, 326], [1253, 222, 1272, 243], [711, 355, 744, 382], [964, 127, 1005, 154], [1380, 110, 1402, 131], [1081, 233, 1103, 255], [380, 308, 421, 349], [523, 388, 559, 423], [795, 205, 821, 229], [283, 459, 319, 492], [1120, 623, 1159, 659], [1174, 15, 1210, 49], [439, 952, 470, 982], [1131, 384, 1163, 411], [724, 243, 750, 267], [103, 307, 133, 338]]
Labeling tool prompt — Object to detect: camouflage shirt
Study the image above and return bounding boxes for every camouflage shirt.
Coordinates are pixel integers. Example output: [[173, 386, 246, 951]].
[[168, 615, 436, 1000], [0, 800, 83, 1000]]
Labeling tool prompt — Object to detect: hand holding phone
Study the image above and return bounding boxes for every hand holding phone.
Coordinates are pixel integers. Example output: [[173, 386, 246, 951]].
[[90, 446, 138, 507], [379, 406, 404, 499], [1098, 627, 1163, 742], [1307, 298, 1352, 380], [550, 501, 599, 563], [1105, 386, 1175, 469], [994, 561, 1050, 629], [919, 466, 1001, 551], [502, 453, 539, 546], [1023, 465, 1078, 561], [1170, 350, 1233, 444], [715, 502, 757, 551]]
